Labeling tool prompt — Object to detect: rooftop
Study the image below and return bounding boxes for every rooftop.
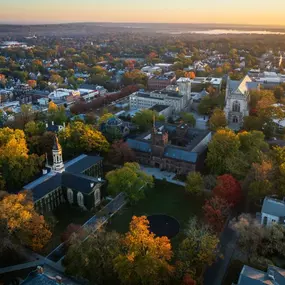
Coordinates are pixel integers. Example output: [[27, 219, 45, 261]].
[[262, 197, 285, 218]]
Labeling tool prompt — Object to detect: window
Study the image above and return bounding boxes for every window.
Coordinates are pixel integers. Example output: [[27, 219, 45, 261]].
[[232, 116, 239, 124], [77, 192, 84, 208], [67, 188, 73, 204], [232, 101, 241, 112], [94, 189, 100, 206]]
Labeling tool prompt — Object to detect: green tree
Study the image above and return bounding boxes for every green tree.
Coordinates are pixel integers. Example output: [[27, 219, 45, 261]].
[[180, 112, 196, 127], [185, 172, 204, 195], [177, 217, 219, 282], [65, 229, 122, 284], [208, 108, 227, 131], [132, 110, 165, 131], [106, 162, 153, 203], [206, 129, 240, 175]]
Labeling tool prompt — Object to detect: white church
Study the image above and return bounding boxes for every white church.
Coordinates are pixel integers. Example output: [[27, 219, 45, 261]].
[[23, 135, 104, 214], [224, 75, 260, 130]]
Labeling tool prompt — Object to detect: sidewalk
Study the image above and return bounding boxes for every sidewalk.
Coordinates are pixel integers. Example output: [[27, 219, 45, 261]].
[[140, 165, 185, 186]]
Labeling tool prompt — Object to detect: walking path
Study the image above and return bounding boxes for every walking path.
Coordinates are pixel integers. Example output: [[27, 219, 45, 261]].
[[46, 192, 127, 264], [204, 226, 238, 285]]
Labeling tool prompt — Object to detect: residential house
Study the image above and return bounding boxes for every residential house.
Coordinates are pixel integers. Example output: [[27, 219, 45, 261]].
[[234, 265, 285, 285], [261, 197, 285, 226]]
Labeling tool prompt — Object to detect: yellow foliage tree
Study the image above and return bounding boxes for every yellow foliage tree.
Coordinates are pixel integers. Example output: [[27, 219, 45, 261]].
[[0, 191, 51, 251], [114, 216, 173, 285], [48, 101, 58, 113]]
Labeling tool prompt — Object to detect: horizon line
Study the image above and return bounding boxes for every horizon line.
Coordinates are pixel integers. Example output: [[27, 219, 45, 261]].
[[1, 21, 285, 28]]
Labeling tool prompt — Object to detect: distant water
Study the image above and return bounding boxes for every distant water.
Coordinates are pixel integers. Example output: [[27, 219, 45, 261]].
[[165, 29, 285, 35]]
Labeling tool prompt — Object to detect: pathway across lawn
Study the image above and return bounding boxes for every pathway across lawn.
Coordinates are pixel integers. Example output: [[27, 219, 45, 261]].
[[108, 180, 204, 247]]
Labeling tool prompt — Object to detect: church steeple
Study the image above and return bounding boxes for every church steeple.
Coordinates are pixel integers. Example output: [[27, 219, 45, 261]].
[[52, 135, 65, 173]]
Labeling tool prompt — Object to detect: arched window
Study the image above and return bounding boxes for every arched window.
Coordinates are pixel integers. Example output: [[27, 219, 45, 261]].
[[232, 101, 241, 112], [232, 116, 239, 124], [77, 192, 84, 208], [94, 189, 100, 206], [67, 188, 73, 204]]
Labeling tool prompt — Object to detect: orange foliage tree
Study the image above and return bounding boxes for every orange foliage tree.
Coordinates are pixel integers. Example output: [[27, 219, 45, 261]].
[[114, 216, 174, 285]]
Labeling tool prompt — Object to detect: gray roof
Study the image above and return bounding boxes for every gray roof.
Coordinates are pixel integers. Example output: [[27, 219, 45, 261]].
[[61, 172, 102, 194], [262, 197, 285, 218], [21, 273, 58, 285], [27, 173, 62, 201], [237, 265, 285, 285], [65, 155, 103, 173], [127, 139, 151, 153], [164, 147, 198, 163]]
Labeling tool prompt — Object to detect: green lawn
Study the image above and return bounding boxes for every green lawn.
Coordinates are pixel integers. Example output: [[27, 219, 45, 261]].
[[107, 180, 205, 247], [43, 204, 94, 255]]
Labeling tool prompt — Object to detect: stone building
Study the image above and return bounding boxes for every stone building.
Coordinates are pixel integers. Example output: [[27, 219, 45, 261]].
[[224, 75, 259, 130], [23, 136, 104, 214], [127, 122, 211, 175]]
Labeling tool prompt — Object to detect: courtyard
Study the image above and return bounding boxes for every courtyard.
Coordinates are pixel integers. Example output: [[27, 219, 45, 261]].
[[108, 179, 205, 246]]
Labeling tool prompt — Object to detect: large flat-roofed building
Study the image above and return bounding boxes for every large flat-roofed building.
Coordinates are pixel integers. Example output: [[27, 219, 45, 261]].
[[127, 122, 211, 175], [129, 78, 191, 112]]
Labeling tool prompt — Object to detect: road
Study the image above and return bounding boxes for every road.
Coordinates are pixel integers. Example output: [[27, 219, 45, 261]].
[[204, 227, 238, 285]]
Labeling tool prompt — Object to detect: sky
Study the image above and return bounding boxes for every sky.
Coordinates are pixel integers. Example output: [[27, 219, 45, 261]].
[[1, 0, 285, 26]]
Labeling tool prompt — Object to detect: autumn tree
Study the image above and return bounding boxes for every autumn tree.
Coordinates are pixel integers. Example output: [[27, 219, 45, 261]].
[[65, 229, 122, 284], [213, 174, 242, 206], [208, 108, 227, 131], [106, 162, 153, 203], [203, 196, 230, 233], [98, 113, 114, 125], [0, 191, 51, 251], [185, 172, 204, 195], [0, 128, 44, 189], [114, 216, 174, 285], [176, 217, 219, 282], [108, 140, 135, 165], [58, 121, 109, 158]]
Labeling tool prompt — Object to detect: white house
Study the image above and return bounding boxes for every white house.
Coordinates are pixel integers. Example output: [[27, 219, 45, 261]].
[[261, 197, 285, 226]]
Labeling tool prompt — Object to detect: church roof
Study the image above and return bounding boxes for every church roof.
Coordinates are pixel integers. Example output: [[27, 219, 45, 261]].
[[228, 75, 259, 95], [61, 172, 102, 194], [65, 155, 103, 173], [27, 173, 62, 201]]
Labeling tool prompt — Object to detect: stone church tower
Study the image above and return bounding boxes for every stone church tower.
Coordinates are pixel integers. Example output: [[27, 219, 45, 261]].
[[52, 135, 65, 173], [224, 75, 259, 130]]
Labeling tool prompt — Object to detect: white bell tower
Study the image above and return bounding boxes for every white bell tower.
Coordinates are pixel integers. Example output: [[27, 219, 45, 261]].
[[52, 135, 65, 173]]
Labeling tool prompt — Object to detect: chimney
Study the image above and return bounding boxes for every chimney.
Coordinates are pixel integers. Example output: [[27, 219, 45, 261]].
[[52, 121, 54, 125], [42, 169, 48, 175], [37, 266, 44, 274], [63, 122, 65, 128], [46, 123, 48, 128], [56, 276, 62, 284]]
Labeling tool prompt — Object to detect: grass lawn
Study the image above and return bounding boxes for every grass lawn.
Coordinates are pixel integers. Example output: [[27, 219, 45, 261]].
[[42, 204, 94, 255], [107, 180, 205, 248]]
